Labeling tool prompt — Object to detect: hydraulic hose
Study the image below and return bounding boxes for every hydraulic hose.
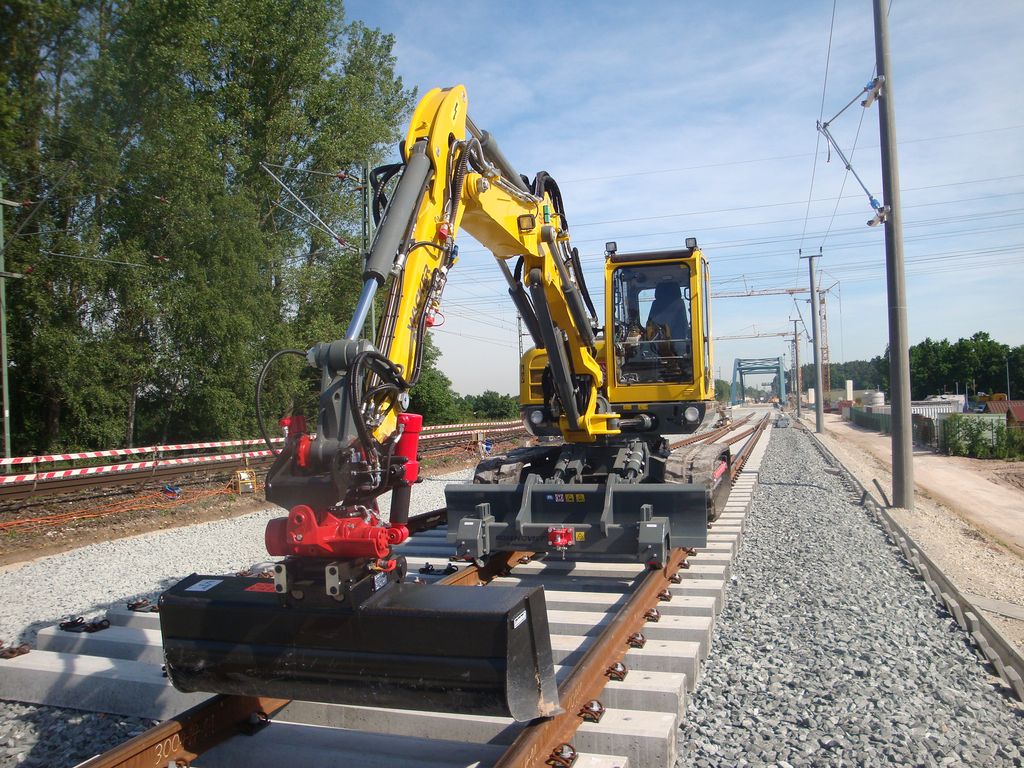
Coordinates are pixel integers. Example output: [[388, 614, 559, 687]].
[[256, 349, 309, 455]]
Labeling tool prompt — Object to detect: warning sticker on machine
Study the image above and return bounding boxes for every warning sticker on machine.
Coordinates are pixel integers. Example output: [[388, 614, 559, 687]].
[[512, 610, 527, 629], [244, 582, 276, 593], [185, 579, 223, 592]]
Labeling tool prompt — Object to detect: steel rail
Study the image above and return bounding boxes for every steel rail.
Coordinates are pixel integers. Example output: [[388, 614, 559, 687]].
[[727, 415, 770, 481], [493, 547, 690, 768], [70, 420, 761, 767], [75, 695, 290, 768], [668, 414, 752, 450]]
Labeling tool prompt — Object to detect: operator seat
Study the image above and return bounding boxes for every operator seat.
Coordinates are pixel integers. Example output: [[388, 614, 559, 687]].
[[646, 281, 689, 348]]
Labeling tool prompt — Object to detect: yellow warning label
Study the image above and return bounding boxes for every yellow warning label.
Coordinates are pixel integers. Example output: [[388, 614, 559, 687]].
[[575, 531, 586, 541]]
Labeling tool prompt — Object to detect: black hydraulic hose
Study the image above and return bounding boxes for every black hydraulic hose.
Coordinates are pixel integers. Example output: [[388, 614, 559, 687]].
[[346, 350, 409, 466], [256, 349, 308, 455], [370, 162, 404, 225], [532, 172, 568, 230], [409, 266, 446, 386], [572, 245, 599, 319]]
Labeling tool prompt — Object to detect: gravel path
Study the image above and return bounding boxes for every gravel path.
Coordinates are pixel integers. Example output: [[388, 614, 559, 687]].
[[679, 426, 1024, 767], [0, 472, 464, 767]]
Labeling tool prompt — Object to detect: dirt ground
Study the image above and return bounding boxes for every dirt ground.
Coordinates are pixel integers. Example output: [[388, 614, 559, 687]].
[[803, 412, 1024, 653]]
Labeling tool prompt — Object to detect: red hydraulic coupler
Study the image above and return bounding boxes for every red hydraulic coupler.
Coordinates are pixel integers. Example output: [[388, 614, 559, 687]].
[[265, 504, 409, 559], [388, 413, 422, 528]]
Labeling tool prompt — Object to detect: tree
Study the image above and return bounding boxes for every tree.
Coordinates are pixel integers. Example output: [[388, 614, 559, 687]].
[[407, 335, 462, 425], [714, 379, 730, 402], [465, 391, 519, 419], [3, 0, 413, 452]]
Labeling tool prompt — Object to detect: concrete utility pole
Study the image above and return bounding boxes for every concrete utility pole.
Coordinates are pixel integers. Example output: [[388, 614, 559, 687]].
[[792, 319, 802, 419], [802, 249, 825, 433], [873, 0, 914, 510]]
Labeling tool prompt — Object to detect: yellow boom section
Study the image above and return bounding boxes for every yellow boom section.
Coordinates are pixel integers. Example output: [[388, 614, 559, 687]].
[[373, 85, 617, 443]]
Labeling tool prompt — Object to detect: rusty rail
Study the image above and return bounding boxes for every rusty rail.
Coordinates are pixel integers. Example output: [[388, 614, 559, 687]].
[[73, 420, 757, 767], [493, 547, 690, 768], [668, 414, 752, 450], [75, 695, 289, 768], [728, 414, 770, 480]]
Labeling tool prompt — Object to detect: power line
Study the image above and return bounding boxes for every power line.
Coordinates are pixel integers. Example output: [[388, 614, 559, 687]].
[[555, 124, 1024, 186]]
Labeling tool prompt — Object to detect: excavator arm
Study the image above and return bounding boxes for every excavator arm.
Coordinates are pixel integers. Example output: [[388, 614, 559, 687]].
[[266, 85, 616, 545], [376, 84, 618, 449], [158, 85, 630, 722]]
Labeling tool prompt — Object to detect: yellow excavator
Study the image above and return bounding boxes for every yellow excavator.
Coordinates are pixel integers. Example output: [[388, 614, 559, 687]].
[[159, 86, 729, 722]]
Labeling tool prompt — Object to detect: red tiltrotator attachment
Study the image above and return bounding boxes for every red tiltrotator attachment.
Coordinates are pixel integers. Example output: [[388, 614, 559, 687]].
[[263, 412, 425, 565]]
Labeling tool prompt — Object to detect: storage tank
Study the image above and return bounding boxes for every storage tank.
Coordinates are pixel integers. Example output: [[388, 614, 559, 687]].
[[863, 390, 885, 408]]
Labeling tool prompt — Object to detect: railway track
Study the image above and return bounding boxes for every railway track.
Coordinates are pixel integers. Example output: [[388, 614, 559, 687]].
[[5, 408, 1019, 766], [2, 418, 772, 767]]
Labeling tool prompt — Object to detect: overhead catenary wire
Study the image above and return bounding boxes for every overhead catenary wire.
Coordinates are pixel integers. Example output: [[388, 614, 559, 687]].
[[39, 251, 150, 269], [792, 0, 839, 293], [261, 162, 348, 248]]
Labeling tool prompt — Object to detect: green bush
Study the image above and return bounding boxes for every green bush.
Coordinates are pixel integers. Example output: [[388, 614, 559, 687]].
[[941, 414, 1024, 459]]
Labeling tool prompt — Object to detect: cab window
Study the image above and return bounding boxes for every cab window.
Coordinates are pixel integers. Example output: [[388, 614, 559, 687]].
[[611, 264, 693, 384]]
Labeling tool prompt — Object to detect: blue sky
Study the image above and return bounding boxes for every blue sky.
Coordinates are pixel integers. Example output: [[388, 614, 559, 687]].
[[346, 0, 1024, 395]]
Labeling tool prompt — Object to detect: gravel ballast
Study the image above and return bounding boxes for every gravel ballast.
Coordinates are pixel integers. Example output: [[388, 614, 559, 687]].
[[0, 472, 463, 767], [679, 426, 1024, 767]]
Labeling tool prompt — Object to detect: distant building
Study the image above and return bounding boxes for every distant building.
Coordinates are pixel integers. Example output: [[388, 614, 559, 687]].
[[1006, 405, 1024, 430], [983, 399, 1024, 415]]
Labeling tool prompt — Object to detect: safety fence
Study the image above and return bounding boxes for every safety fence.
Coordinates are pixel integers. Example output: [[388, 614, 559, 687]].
[[846, 408, 1023, 458], [0, 420, 525, 498]]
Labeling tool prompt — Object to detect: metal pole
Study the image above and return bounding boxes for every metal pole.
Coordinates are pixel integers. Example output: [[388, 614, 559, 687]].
[[804, 250, 825, 432], [793, 320, 802, 419], [873, 0, 914, 510], [1007, 356, 1011, 399], [0, 179, 10, 459]]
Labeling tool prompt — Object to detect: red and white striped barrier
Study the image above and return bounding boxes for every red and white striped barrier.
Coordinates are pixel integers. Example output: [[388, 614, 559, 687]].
[[0, 450, 275, 486], [0, 421, 526, 488], [420, 425, 524, 441], [421, 419, 519, 432], [0, 438, 283, 467]]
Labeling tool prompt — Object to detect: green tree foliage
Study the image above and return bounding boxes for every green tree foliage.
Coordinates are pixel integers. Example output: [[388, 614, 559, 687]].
[[940, 414, 1024, 460], [714, 378, 730, 402], [463, 390, 519, 420], [909, 332, 1021, 400], [2, 0, 413, 452], [407, 335, 464, 425], [794, 333, 1022, 402]]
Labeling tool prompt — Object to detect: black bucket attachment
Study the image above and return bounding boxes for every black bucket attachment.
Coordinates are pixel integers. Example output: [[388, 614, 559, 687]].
[[159, 573, 561, 722]]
